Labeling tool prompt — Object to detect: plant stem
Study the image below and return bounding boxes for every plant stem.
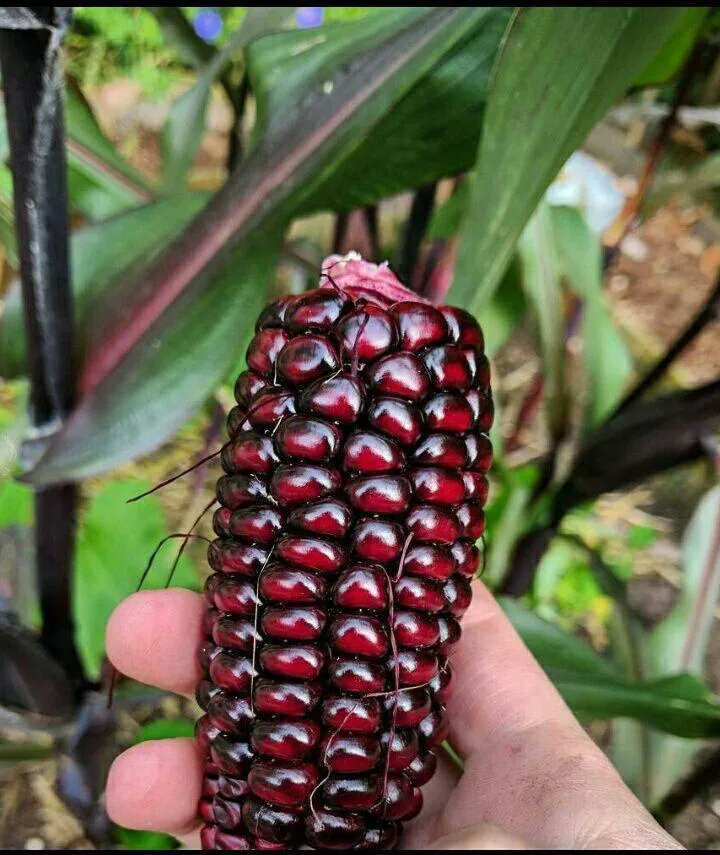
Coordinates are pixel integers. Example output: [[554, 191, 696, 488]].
[[397, 182, 437, 286], [0, 10, 85, 690], [612, 273, 720, 417]]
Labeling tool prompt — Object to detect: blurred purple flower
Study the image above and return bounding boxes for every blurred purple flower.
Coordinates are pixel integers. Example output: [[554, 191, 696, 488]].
[[194, 9, 223, 43], [296, 7, 324, 29]]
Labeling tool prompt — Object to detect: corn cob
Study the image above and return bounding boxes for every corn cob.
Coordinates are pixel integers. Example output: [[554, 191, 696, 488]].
[[196, 254, 492, 850]]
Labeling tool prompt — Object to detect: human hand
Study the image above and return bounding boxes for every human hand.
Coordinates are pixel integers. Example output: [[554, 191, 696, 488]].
[[105, 581, 682, 849]]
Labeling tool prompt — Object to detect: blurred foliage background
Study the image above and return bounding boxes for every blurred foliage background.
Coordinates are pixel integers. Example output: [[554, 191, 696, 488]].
[[0, 5, 719, 850]]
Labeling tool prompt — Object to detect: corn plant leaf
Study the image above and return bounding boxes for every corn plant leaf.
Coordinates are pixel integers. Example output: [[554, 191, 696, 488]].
[[452, 7, 687, 313], [23, 8, 497, 484], [162, 7, 295, 188], [634, 7, 708, 88], [502, 599, 720, 739], [74, 479, 198, 680], [550, 205, 633, 427]]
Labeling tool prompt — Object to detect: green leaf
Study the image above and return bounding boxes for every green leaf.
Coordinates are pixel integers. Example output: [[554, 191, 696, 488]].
[[635, 8, 708, 88], [162, 8, 295, 188], [484, 467, 537, 587], [427, 181, 470, 241], [74, 479, 198, 679], [502, 599, 720, 739], [248, 8, 512, 213], [517, 202, 565, 436], [0, 194, 208, 379], [452, 7, 687, 312], [26, 8, 498, 484], [551, 205, 633, 427], [476, 253, 527, 358], [115, 828, 178, 851], [133, 718, 195, 743], [0, 479, 32, 527]]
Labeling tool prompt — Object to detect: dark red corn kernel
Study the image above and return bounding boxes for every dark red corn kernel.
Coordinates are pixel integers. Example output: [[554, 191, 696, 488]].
[[477, 393, 495, 432], [213, 795, 244, 831], [403, 544, 455, 581], [212, 578, 259, 616], [424, 392, 475, 432], [393, 610, 441, 648], [464, 349, 478, 386], [366, 352, 429, 400], [407, 504, 461, 544], [250, 720, 321, 761], [323, 774, 383, 810], [343, 430, 404, 474], [383, 774, 416, 821], [441, 305, 484, 348], [358, 823, 400, 850], [443, 576, 473, 617], [196, 715, 222, 754], [410, 468, 465, 506], [222, 434, 278, 475], [215, 831, 252, 850], [476, 353, 491, 388], [304, 809, 365, 850], [437, 616, 462, 654], [320, 733, 381, 773], [270, 464, 341, 507], [332, 566, 388, 611], [208, 541, 268, 576], [258, 566, 326, 604], [202, 607, 219, 638], [275, 534, 346, 573], [204, 574, 220, 606], [385, 687, 432, 727], [205, 759, 221, 777], [329, 659, 385, 694], [209, 653, 256, 693], [252, 679, 321, 717], [226, 406, 247, 438], [457, 502, 486, 540], [391, 302, 448, 352], [322, 695, 382, 734], [234, 370, 265, 407], [299, 374, 365, 425], [210, 735, 254, 776], [277, 334, 340, 386], [418, 706, 449, 750], [196, 678, 219, 711], [462, 470, 489, 503], [212, 507, 232, 537], [207, 694, 254, 733], [406, 751, 437, 787], [229, 505, 283, 544], [242, 796, 302, 844], [412, 432, 468, 469], [259, 644, 326, 681], [353, 518, 404, 563], [212, 616, 260, 652], [274, 415, 341, 462], [198, 641, 221, 673], [367, 397, 423, 446], [336, 304, 397, 363], [199, 799, 215, 823], [253, 839, 286, 851], [247, 760, 319, 807], [261, 606, 327, 642], [394, 576, 446, 613], [247, 388, 296, 429], [287, 498, 352, 539], [422, 345, 473, 391], [256, 296, 292, 330], [390, 650, 439, 686], [218, 776, 250, 800], [246, 328, 290, 378], [429, 660, 454, 704], [203, 777, 221, 799], [346, 474, 412, 515], [216, 474, 271, 510], [464, 432, 493, 471], [200, 823, 217, 850], [451, 540, 481, 577], [380, 729, 420, 771], [329, 615, 388, 659], [286, 290, 349, 331]]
